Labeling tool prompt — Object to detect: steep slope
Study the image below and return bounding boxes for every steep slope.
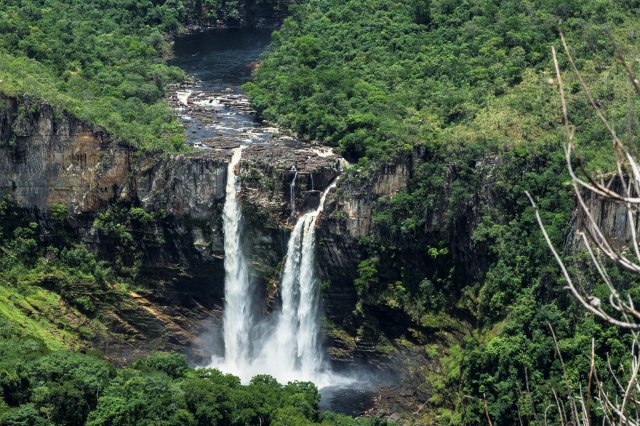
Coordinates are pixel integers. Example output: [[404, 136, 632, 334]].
[[246, 0, 640, 422]]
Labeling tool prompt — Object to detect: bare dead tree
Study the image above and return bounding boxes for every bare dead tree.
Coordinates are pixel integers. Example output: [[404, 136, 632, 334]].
[[529, 31, 640, 425]]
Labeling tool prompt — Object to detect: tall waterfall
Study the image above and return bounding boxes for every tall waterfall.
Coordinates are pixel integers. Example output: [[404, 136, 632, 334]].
[[254, 179, 339, 384], [211, 153, 346, 387], [218, 146, 253, 376]]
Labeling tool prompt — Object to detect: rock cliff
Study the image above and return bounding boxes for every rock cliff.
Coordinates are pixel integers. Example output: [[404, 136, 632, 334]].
[[8, 92, 619, 418], [0, 94, 353, 363], [572, 183, 636, 250]]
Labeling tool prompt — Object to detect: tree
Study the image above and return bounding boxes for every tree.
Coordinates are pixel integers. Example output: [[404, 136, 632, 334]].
[[531, 31, 640, 425], [86, 369, 194, 426], [27, 352, 112, 425]]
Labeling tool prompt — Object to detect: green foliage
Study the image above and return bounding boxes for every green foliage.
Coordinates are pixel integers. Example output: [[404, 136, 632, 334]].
[[28, 352, 112, 425], [248, 0, 640, 422], [131, 352, 190, 379], [0, 347, 382, 426], [86, 368, 192, 426], [0, 0, 192, 151], [353, 257, 379, 298], [0, 403, 52, 426], [93, 205, 166, 278], [248, 0, 640, 161]]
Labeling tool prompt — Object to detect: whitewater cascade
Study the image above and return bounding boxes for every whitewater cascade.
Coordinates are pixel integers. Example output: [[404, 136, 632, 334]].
[[253, 178, 340, 385], [289, 165, 298, 216], [211, 151, 346, 387], [217, 146, 254, 376]]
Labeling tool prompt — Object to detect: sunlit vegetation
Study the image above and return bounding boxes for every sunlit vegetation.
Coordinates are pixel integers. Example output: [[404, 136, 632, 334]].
[[3, 0, 640, 422], [247, 0, 640, 422], [0, 349, 383, 425], [0, 0, 291, 151]]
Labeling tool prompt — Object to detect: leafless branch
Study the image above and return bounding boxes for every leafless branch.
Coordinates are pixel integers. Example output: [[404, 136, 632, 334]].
[[529, 31, 640, 425]]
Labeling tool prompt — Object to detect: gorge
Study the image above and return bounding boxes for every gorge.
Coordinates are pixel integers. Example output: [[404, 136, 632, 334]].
[[171, 27, 363, 401], [2, 1, 640, 424]]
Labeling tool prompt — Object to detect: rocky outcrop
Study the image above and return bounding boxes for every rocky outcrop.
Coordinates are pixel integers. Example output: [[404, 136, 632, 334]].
[[136, 153, 228, 219], [0, 95, 129, 212], [572, 184, 636, 250], [0, 94, 231, 217], [0, 94, 355, 361], [239, 141, 341, 224]]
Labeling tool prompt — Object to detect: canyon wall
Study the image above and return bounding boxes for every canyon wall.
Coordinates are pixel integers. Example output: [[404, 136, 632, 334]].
[[0, 95, 350, 362], [4, 93, 620, 375]]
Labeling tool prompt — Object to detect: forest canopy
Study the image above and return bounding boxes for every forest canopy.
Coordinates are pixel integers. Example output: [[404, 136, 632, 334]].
[[0, 0, 289, 150], [245, 0, 640, 423], [246, 0, 640, 163], [0, 344, 382, 425], [2, 0, 640, 423]]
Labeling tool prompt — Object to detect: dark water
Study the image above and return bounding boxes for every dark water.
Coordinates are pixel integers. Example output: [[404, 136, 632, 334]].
[[170, 28, 279, 145], [170, 29, 377, 417], [171, 28, 273, 90], [319, 385, 376, 417]]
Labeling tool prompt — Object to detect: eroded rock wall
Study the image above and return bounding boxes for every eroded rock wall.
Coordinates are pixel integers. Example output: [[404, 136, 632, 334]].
[[0, 95, 359, 362], [572, 184, 636, 250], [0, 95, 129, 212], [0, 95, 232, 361]]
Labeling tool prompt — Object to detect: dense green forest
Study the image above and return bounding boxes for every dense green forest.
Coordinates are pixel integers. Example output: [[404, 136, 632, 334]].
[[0, 0, 289, 150], [247, 0, 640, 423], [2, 0, 640, 423], [0, 343, 381, 425]]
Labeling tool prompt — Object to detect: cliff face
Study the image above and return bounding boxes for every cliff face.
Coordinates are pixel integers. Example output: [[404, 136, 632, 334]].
[[0, 95, 230, 217], [0, 95, 353, 362], [0, 95, 491, 375], [0, 95, 128, 212], [0, 95, 234, 361], [573, 187, 635, 250]]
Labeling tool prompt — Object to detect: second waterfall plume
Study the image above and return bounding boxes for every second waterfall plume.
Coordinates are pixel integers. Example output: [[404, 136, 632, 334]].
[[254, 178, 340, 385], [211, 148, 341, 386]]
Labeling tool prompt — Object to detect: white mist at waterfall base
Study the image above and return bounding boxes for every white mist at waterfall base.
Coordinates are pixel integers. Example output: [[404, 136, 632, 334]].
[[209, 155, 351, 388], [249, 178, 347, 388]]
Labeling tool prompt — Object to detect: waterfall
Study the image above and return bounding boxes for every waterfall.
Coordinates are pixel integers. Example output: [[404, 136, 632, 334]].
[[210, 155, 347, 387], [310, 173, 315, 191], [215, 146, 254, 377], [254, 179, 339, 384], [289, 165, 298, 216]]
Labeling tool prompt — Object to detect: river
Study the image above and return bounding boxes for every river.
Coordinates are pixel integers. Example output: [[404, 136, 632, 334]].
[[170, 27, 377, 418], [171, 28, 272, 90], [168, 28, 279, 147]]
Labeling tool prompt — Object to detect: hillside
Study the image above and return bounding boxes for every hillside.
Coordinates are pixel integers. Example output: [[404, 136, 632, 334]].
[[1, 0, 640, 424], [246, 0, 640, 423]]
